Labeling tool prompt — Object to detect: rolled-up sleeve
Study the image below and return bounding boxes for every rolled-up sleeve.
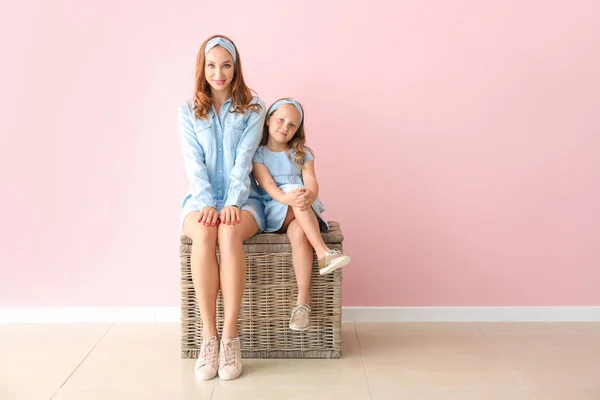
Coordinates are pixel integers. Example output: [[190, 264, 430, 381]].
[[225, 98, 266, 207], [178, 104, 215, 209]]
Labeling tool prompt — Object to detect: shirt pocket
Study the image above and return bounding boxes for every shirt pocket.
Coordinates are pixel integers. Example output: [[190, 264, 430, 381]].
[[226, 118, 246, 151], [193, 121, 213, 156]]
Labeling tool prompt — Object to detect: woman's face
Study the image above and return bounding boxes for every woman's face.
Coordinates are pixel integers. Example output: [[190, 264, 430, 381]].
[[204, 46, 234, 94]]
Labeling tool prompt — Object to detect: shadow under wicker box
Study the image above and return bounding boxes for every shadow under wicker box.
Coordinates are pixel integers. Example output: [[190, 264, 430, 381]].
[[180, 221, 344, 359]]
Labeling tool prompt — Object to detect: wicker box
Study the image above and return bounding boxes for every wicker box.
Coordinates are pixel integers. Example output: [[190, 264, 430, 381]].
[[180, 221, 344, 359]]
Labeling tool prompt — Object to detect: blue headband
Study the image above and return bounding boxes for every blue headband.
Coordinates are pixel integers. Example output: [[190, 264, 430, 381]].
[[204, 37, 237, 64], [268, 99, 303, 125]]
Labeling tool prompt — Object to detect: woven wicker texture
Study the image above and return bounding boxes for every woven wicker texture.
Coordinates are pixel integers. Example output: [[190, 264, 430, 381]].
[[180, 221, 343, 359]]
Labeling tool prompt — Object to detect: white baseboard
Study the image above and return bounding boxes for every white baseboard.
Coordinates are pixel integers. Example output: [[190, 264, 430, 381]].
[[1, 306, 599, 323], [342, 306, 600, 322], [0, 307, 181, 323]]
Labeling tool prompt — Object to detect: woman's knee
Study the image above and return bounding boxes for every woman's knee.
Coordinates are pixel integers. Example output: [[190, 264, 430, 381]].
[[183, 213, 218, 246], [217, 224, 242, 248]]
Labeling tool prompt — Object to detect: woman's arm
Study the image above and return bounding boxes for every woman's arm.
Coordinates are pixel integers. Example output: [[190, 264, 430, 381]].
[[178, 103, 215, 209], [225, 98, 266, 208]]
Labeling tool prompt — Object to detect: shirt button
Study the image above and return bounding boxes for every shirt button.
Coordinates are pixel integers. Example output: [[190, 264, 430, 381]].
[[218, 170, 222, 173], [219, 148, 222, 151]]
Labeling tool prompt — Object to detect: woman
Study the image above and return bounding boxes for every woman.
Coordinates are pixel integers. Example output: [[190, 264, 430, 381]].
[[179, 34, 266, 381]]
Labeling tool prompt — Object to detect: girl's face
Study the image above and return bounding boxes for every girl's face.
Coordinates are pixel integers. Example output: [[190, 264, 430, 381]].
[[267, 105, 301, 146], [204, 46, 234, 94]]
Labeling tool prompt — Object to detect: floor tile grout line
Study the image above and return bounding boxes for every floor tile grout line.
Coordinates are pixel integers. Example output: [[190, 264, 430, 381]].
[[209, 382, 216, 400], [49, 322, 116, 400], [475, 322, 536, 400], [353, 322, 373, 400]]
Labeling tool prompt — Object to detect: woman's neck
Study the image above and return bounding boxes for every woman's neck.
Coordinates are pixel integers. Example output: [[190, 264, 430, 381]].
[[211, 89, 232, 114]]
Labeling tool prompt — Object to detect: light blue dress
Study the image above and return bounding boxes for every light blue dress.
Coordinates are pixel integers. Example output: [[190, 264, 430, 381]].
[[252, 146, 329, 233]]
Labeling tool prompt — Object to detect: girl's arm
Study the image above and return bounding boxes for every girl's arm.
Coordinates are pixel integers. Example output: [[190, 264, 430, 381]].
[[299, 160, 319, 209], [253, 162, 303, 207], [301, 160, 319, 196]]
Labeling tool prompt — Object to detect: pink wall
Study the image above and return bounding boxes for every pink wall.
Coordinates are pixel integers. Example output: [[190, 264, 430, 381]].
[[1, 1, 599, 307]]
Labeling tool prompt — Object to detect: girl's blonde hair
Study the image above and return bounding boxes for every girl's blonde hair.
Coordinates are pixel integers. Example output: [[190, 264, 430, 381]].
[[193, 34, 261, 120]]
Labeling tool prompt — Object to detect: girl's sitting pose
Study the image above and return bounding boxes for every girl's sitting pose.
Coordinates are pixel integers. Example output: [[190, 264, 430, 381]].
[[252, 98, 351, 331]]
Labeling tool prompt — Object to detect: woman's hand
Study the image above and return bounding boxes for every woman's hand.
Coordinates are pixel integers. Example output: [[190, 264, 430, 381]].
[[220, 206, 241, 225], [198, 206, 220, 226]]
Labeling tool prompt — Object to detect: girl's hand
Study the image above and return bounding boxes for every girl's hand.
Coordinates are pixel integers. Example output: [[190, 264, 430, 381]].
[[220, 206, 241, 225], [297, 189, 316, 211], [283, 189, 305, 208], [198, 206, 219, 226]]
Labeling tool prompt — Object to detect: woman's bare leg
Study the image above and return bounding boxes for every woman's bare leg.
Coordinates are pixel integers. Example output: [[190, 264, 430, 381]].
[[183, 212, 219, 340]]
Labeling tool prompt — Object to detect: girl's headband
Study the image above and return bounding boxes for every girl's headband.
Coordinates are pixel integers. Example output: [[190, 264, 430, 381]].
[[268, 99, 303, 125]]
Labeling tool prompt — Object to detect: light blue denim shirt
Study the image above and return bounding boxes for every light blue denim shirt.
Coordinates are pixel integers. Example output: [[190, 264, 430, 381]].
[[178, 96, 266, 210]]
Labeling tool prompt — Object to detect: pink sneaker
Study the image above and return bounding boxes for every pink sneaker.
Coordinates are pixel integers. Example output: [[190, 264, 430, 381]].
[[289, 305, 311, 331], [218, 337, 242, 380], [194, 336, 219, 380], [319, 249, 351, 275]]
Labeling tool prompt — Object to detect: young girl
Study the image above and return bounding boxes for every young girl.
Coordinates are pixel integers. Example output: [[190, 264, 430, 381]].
[[252, 98, 351, 331], [179, 34, 266, 381]]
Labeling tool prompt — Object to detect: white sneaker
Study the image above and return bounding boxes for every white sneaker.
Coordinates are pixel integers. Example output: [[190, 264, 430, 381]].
[[194, 336, 219, 381], [218, 337, 242, 380]]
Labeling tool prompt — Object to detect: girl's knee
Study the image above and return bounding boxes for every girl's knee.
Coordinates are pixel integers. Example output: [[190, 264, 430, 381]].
[[281, 183, 305, 194], [287, 221, 307, 242]]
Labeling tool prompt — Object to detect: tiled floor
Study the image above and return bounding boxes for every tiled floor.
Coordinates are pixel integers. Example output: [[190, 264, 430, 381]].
[[1, 322, 600, 399]]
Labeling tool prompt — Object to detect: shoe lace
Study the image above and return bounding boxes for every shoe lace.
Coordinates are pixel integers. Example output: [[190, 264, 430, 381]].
[[198, 337, 218, 368], [326, 248, 342, 262], [292, 304, 311, 319], [219, 338, 240, 368]]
